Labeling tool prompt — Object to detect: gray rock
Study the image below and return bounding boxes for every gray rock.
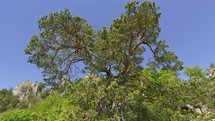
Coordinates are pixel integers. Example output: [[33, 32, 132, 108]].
[[194, 108, 202, 114], [13, 80, 43, 101], [207, 68, 215, 78]]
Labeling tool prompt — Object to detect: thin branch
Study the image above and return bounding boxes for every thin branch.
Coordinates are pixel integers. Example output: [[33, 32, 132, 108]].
[[50, 48, 60, 63], [142, 41, 158, 60]]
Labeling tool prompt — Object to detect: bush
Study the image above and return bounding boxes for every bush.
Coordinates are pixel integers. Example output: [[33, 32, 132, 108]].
[[0, 110, 32, 121]]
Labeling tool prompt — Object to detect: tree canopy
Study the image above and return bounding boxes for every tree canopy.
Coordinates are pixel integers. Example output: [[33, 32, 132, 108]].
[[25, 1, 182, 86]]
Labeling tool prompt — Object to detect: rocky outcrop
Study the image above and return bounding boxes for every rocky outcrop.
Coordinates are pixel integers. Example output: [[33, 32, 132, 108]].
[[181, 104, 212, 115], [13, 80, 43, 101], [207, 68, 215, 78]]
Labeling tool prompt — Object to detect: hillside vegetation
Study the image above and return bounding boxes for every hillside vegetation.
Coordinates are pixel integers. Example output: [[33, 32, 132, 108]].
[[1, 1, 215, 121]]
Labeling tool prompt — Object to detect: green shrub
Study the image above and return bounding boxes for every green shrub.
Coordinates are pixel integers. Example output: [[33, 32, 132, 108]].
[[0, 110, 32, 121]]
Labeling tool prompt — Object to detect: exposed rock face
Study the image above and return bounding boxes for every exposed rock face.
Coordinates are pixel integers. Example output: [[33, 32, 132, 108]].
[[13, 80, 42, 101], [207, 68, 215, 77], [181, 104, 212, 115]]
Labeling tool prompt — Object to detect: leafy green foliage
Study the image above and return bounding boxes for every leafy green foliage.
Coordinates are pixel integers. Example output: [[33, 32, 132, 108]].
[[1, 68, 215, 120], [184, 66, 206, 79], [2, 1, 215, 121], [30, 94, 81, 121], [0, 89, 18, 113], [0, 110, 32, 121], [0, 95, 81, 121]]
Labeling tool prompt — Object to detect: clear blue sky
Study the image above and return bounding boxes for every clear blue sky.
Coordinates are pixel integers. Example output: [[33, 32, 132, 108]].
[[1, 0, 215, 89]]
